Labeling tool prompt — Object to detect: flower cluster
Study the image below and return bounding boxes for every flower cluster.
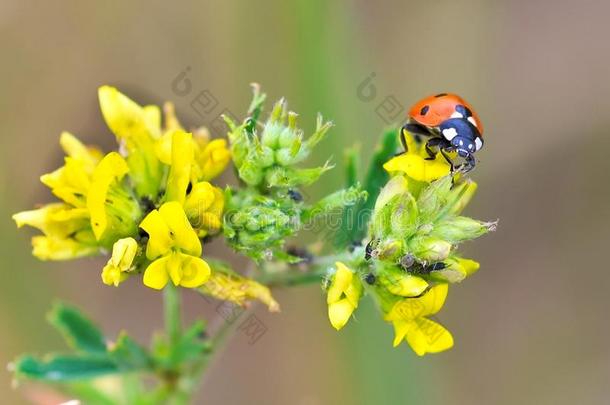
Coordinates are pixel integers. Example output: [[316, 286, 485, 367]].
[[324, 131, 495, 355], [223, 85, 366, 261], [14, 87, 230, 292]]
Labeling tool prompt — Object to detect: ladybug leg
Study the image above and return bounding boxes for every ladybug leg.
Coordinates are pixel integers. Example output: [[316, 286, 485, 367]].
[[440, 148, 456, 172], [424, 137, 444, 160], [456, 153, 476, 173]]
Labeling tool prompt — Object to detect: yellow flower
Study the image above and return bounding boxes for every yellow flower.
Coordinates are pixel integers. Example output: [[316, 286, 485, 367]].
[[139, 202, 211, 290], [143, 251, 210, 290], [164, 130, 194, 204], [13, 203, 99, 260], [327, 262, 363, 330], [383, 130, 451, 183], [40, 132, 102, 207], [200, 270, 280, 312], [101, 237, 138, 287], [184, 182, 224, 236], [379, 267, 429, 297], [98, 86, 164, 198], [87, 152, 141, 246], [157, 129, 231, 184], [385, 284, 454, 356], [195, 138, 231, 181]]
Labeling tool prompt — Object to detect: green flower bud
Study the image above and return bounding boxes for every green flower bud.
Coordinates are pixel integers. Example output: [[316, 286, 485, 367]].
[[259, 146, 275, 168], [376, 239, 405, 262], [432, 216, 496, 243], [429, 257, 480, 283], [265, 163, 333, 188], [445, 179, 478, 216], [278, 126, 299, 148], [238, 161, 265, 186], [374, 175, 409, 213], [409, 237, 452, 262], [417, 174, 453, 222]]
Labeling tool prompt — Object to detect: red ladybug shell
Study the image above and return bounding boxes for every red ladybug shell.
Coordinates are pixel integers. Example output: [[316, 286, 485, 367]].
[[408, 93, 484, 136]]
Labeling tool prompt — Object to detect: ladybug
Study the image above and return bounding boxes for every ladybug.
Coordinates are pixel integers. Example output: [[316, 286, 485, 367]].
[[401, 93, 484, 172]]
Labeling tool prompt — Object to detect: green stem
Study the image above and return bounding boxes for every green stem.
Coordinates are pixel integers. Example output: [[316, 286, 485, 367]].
[[256, 252, 349, 286], [164, 284, 182, 345], [175, 252, 346, 401]]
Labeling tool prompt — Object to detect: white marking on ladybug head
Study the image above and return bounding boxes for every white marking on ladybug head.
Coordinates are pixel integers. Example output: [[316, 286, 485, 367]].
[[459, 139, 464, 146], [468, 143, 474, 151], [450, 111, 463, 118], [468, 116, 477, 127], [442, 127, 458, 140], [475, 137, 483, 151]]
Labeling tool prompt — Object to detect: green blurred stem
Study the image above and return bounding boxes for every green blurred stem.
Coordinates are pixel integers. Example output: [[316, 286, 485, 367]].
[[164, 284, 181, 345], [173, 252, 344, 402], [256, 253, 348, 287]]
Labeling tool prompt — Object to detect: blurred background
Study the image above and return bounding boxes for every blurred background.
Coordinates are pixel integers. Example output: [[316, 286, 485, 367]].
[[2, 0, 610, 404]]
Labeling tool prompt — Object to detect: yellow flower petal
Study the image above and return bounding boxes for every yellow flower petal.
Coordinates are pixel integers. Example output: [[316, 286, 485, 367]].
[[384, 153, 450, 183], [143, 256, 171, 290], [13, 204, 89, 238], [98, 86, 161, 140], [196, 138, 231, 181], [417, 283, 449, 317], [98, 86, 163, 198], [109, 237, 138, 270], [163, 102, 184, 132], [327, 262, 353, 304], [140, 209, 173, 259], [87, 152, 129, 241], [178, 254, 211, 288], [184, 182, 225, 233], [101, 263, 129, 287], [158, 202, 201, 256], [385, 284, 449, 321], [385, 274, 429, 297], [328, 298, 355, 330], [167, 251, 183, 286], [405, 318, 454, 356], [391, 320, 413, 347], [31, 235, 99, 261], [199, 270, 280, 311], [165, 131, 194, 204]]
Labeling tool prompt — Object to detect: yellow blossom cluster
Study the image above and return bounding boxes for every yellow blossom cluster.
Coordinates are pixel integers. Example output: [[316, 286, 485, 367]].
[[14, 86, 229, 291]]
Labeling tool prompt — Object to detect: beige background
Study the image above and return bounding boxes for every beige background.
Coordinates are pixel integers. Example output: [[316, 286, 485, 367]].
[[1, 1, 609, 404]]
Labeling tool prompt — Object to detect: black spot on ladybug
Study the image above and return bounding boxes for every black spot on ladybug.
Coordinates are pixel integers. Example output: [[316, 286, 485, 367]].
[[455, 104, 472, 118], [434, 93, 448, 98], [420, 105, 430, 116]]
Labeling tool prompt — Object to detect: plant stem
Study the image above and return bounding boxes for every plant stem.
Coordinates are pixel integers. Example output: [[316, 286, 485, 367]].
[[256, 253, 348, 286], [164, 284, 182, 345]]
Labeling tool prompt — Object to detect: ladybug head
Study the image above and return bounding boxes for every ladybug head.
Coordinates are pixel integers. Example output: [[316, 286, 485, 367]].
[[450, 136, 476, 157]]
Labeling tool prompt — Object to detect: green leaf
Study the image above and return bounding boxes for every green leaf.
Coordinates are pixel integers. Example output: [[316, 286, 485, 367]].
[[154, 321, 211, 369], [247, 83, 267, 126], [302, 185, 367, 222], [344, 146, 360, 188], [340, 128, 398, 245], [109, 332, 152, 371], [63, 382, 119, 405], [47, 302, 107, 354], [13, 354, 119, 381], [362, 128, 398, 205]]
